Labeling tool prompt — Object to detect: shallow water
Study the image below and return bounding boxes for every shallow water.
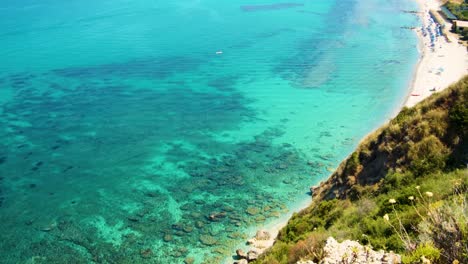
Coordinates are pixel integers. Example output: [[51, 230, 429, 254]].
[[0, 0, 419, 263]]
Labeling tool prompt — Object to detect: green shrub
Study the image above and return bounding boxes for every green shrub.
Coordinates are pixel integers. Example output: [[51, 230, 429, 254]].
[[384, 171, 415, 189], [408, 135, 448, 176], [260, 242, 290, 264], [287, 232, 327, 264], [345, 152, 360, 175], [402, 243, 440, 264], [393, 107, 417, 126], [449, 97, 468, 131]]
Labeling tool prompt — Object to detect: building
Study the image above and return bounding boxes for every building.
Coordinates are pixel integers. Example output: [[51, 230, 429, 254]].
[[453, 20, 468, 32]]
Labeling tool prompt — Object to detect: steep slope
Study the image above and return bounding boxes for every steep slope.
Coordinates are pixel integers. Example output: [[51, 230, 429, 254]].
[[255, 76, 468, 264]]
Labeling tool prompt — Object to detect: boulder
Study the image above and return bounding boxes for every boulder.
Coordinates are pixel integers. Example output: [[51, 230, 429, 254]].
[[199, 235, 217, 246], [236, 249, 247, 259], [183, 225, 193, 233], [255, 230, 271, 240], [184, 257, 195, 264], [140, 248, 153, 259], [195, 221, 204, 228], [235, 259, 248, 264], [127, 216, 140, 222], [163, 234, 173, 242], [246, 238, 256, 245], [245, 207, 260, 215], [208, 212, 227, 221], [247, 250, 258, 261]]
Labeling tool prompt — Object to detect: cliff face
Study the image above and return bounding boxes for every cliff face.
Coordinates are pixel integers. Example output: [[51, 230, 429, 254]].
[[314, 78, 468, 202], [255, 76, 468, 264]]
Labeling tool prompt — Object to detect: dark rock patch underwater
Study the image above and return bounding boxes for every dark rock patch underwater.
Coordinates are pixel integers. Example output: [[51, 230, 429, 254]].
[[0, 62, 326, 263]]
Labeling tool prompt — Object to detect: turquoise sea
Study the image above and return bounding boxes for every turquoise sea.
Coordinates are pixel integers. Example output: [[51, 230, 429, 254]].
[[0, 0, 419, 263]]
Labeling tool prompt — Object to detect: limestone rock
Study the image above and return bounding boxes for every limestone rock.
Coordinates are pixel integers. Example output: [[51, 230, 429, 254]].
[[297, 237, 401, 264], [246, 238, 256, 245], [184, 257, 195, 264], [245, 206, 260, 215], [208, 212, 227, 221], [255, 229, 271, 240], [140, 248, 153, 259], [199, 235, 217, 246], [247, 250, 258, 261], [163, 234, 173, 242], [236, 249, 247, 259]]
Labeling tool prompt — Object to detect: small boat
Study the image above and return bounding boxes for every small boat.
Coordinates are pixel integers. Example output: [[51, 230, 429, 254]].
[[215, 51, 223, 55], [411, 93, 421, 96]]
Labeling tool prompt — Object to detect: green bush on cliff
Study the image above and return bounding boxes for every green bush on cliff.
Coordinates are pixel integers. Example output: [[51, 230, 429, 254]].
[[449, 86, 468, 131], [408, 135, 449, 176], [254, 76, 468, 264], [344, 152, 360, 176]]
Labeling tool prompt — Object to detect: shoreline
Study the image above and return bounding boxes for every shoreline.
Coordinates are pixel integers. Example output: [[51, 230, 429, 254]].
[[225, 194, 313, 263], [404, 0, 468, 108], [228, 0, 467, 263]]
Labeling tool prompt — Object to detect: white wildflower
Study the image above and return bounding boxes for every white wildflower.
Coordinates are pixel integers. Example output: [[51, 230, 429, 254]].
[[408, 196, 414, 201], [389, 199, 396, 204], [383, 214, 389, 221], [425, 192, 433, 197]]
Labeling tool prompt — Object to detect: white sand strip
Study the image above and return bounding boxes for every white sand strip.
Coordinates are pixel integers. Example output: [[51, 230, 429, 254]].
[[406, 0, 468, 108]]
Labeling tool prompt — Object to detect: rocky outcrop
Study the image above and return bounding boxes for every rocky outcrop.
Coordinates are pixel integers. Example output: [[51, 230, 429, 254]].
[[255, 230, 271, 240], [236, 249, 247, 259], [296, 237, 401, 264], [246, 250, 259, 261], [233, 230, 272, 263]]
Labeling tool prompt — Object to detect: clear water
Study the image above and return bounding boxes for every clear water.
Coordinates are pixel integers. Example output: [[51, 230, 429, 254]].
[[0, 0, 419, 263]]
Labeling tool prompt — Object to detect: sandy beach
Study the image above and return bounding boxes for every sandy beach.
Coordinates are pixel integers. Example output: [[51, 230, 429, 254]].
[[406, 0, 468, 107]]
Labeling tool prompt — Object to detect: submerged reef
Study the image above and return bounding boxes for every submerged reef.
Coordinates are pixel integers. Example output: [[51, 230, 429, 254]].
[[0, 64, 330, 263]]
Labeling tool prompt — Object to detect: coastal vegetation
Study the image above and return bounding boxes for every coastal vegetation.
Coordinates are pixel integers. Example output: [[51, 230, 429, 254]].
[[254, 76, 468, 264], [445, 1, 468, 21]]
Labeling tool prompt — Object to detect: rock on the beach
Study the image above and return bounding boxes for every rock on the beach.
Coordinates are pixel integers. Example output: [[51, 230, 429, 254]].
[[234, 259, 248, 264], [247, 250, 259, 261], [255, 229, 271, 240], [246, 238, 256, 245], [236, 249, 247, 259]]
